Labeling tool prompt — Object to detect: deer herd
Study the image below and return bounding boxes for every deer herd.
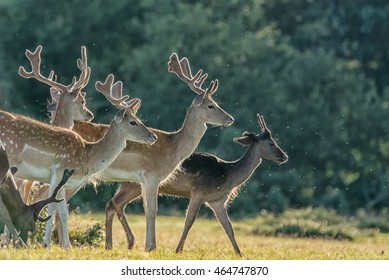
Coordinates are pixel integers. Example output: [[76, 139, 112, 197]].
[[0, 46, 288, 256]]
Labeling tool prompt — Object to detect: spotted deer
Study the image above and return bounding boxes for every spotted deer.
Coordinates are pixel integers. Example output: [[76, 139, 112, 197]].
[[32, 53, 234, 251], [0, 142, 74, 246], [18, 45, 94, 204], [2, 45, 95, 243], [0, 61, 157, 249], [104, 114, 288, 255]]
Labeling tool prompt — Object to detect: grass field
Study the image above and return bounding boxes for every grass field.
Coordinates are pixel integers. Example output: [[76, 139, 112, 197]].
[[1, 209, 389, 260]]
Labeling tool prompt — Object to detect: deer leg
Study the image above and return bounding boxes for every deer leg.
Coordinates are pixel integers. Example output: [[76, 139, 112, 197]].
[[0, 198, 26, 247], [30, 183, 66, 245], [3, 225, 26, 248], [44, 202, 56, 247], [1, 225, 10, 247], [43, 172, 62, 248], [55, 187, 78, 246], [55, 188, 71, 249], [31, 183, 66, 245], [175, 196, 203, 253], [105, 200, 116, 250], [3, 225, 10, 241], [0, 208, 11, 243], [208, 200, 241, 256], [106, 182, 142, 250], [142, 180, 159, 251], [55, 211, 63, 245]]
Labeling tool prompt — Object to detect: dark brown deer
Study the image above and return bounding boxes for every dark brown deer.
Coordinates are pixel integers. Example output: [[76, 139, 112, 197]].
[[105, 114, 288, 255], [0, 142, 74, 246]]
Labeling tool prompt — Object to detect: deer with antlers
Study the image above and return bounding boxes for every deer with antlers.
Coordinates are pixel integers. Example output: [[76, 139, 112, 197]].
[[0, 142, 74, 246], [0, 48, 157, 248], [20, 45, 94, 129], [105, 114, 288, 255], [16, 45, 94, 204], [1, 45, 95, 243], [32, 52, 234, 251]]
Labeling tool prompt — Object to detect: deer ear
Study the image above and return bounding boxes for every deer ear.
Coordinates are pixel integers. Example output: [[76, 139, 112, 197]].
[[233, 135, 252, 146], [192, 93, 205, 107], [50, 88, 61, 102], [10, 167, 18, 175], [114, 108, 127, 123]]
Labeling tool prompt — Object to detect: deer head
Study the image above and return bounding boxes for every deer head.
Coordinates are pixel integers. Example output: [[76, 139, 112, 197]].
[[233, 114, 288, 164], [19, 46, 94, 127], [168, 53, 234, 127], [95, 74, 157, 144], [0, 140, 75, 243]]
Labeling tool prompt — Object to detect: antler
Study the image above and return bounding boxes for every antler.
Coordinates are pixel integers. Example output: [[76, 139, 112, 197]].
[[168, 53, 218, 96], [95, 74, 141, 112], [19, 45, 90, 93], [72, 46, 91, 91], [256, 114, 270, 134], [31, 169, 75, 222]]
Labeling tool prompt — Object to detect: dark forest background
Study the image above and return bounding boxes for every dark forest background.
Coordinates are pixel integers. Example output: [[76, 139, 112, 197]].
[[0, 0, 388, 218]]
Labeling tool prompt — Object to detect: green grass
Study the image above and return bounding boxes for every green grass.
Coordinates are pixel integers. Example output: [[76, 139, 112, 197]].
[[1, 208, 389, 260], [244, 207, 385, 240]]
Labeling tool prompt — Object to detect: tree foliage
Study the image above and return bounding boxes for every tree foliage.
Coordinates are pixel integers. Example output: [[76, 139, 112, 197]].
[[0, 0, 387, 216]]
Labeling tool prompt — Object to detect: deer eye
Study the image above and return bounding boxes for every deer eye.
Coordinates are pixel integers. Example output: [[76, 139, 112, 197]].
[[208, 105, 215, 110], [270, 143, 275, 147], [130, 121, 138, 126]]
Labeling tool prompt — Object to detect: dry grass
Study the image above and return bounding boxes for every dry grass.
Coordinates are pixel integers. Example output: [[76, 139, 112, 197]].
[[1, 212, 389, 260]]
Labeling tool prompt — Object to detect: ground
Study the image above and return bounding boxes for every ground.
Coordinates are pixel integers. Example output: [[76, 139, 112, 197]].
[[1, 212, 389, 260]]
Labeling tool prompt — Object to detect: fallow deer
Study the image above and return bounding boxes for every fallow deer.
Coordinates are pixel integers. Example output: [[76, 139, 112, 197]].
[[0, 60, 157, 248], [1, 45, 95, 242], [34, 53, 234, 251], [18, 45, 94, 204], [0, 142, 74, 246], [27, 46, 95, 128], [104, 114, 288, 255]]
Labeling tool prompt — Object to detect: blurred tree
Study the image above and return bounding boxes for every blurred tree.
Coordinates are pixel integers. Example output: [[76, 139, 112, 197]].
[[0, 0, 148, 120], [262, 0, 389, 95], [0, 0, 387, 216]]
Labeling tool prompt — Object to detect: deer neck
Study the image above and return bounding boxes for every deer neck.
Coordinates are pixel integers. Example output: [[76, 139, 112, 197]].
[[226, 145, 262, 188], [171, 106, 208, 163], [85, 121, 127, 174], [51, 104, 74, 129]]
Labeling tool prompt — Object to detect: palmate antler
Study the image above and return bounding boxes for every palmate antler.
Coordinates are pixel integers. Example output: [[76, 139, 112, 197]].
[[19, 45, 91, 94], [95, 74, 141, 113], [30, 169, 75, 222], [168, 53, 218, 96]]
